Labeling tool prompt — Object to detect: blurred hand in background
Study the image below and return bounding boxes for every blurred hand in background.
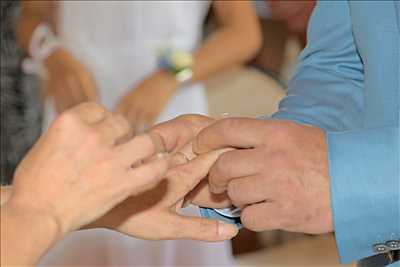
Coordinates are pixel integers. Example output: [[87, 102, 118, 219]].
[[44, 48, 98, 113], [115, 70, 178, 134]]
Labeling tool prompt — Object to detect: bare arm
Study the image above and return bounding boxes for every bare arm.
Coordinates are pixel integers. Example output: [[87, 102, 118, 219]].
[[1, 202, 60, 266], [116, 0, 262, 130], [191, 0, 262, 81]]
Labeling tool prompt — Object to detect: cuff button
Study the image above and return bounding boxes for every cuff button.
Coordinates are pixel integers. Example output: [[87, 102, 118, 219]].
[[385, 240, 400, 250], [373, 243, 389, 254]]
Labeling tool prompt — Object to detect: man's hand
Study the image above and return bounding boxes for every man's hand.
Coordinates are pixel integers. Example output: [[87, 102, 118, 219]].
[[44, 48, 98, 113], [9, 103, 168, 238], [194, 118, 333, 234], [87, 146, 238, 242], [148, 115, 232, 208]]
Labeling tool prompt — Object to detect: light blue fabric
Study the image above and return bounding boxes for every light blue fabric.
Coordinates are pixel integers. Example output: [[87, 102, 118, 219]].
[[272, 0, 399, 265]]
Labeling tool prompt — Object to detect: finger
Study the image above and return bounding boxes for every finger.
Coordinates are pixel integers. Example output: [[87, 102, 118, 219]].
[[188, 180, 232, 209], [77, 70, 98, 101], [208, 148, 262, 194], [169, 151, 190, 167], [149, 114, 214, 153], [128, 108, 141, 134], [121, 154, 169, 196], [53, 77, 72, 113], [167, 214, 238, 241], [94, 113, 132, 146], [168, 141, 197, 168], [67, 102, 107, 124], [241, 202, 282, 232], [194, 118, 270, 154], [65, 73, 84, 105], [227, 175, 273, 207], [135, 112, 150, 134], [145, 136, 196, 168], [113, 133, 159, 166], [167, 148, 230, 198]]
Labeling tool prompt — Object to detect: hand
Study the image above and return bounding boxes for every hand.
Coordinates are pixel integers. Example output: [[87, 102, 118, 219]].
[[8, 103, 168, 239], [116, 70, 178, 134], [194, 118, 333, 234], [149, 115, 232, 208], [87, 145, 238, 241], [44, 48, 98, 113]]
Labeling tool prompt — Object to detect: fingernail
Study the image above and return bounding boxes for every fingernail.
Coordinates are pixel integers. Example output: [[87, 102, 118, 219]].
[[156, 152, 169, 159], [218, 221, 238, 238], [216, 112, 230, 120]]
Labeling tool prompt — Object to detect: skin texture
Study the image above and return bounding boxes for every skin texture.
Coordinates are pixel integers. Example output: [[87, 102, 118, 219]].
[[1, 102, 169, 265], [0, 111, 238, 265], [148, 115, 232, 209], [194, 118, 333, 234], [87, 145, 238, 241]]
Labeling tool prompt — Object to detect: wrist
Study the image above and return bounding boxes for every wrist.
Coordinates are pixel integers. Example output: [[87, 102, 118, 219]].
[[158, 48, 194, 86], [1, 201, 62, 265], [156, 70, 179, 91], [5, 197, 64, 242]]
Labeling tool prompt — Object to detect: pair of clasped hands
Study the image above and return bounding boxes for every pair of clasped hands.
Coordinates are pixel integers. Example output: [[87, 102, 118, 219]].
[[8, 102, 333, 249]]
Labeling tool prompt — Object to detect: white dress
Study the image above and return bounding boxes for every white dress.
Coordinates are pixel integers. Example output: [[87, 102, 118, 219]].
[[39, 1, 235, 266]]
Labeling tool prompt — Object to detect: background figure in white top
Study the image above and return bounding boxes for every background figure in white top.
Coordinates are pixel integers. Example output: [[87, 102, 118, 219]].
[[18, 1, 261, 265]]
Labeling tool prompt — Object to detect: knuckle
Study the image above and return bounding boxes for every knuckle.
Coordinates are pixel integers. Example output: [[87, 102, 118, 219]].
[[77, 101, 96, 109], [114, 114, 131, 134], [54, 110, 81, 129], [241, 209, 261, 232], [227, 181, 241, 203], [212, 153, 229, 178]]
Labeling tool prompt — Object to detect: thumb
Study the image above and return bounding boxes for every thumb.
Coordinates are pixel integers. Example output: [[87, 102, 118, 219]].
[[168, 148, 233, 197], [168, 214, 238, 242]]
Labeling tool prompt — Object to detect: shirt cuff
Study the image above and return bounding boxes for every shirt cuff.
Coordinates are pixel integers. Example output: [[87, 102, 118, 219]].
[[327, 126, 400, 264]]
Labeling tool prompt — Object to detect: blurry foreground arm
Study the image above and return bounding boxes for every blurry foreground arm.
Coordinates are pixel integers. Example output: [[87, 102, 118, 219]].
[[1, 103, 168, 265]]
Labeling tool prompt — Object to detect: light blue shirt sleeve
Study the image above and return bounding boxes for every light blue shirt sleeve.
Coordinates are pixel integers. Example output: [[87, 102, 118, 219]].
[[271, 1, 400, 264]]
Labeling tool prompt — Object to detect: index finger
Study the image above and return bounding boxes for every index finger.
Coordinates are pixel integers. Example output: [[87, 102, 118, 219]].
[[194, 118, 269, 154], [149, 114, 214, 153], [67, 102, 107, 124]]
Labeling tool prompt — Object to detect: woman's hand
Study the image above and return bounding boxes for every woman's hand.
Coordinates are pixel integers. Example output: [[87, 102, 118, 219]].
[[8, 102, 168, 238], [115, 70, 178, 134], [87, 145, 238, 242], [44, 48, 98, 113], [148, 115, 232, 209]]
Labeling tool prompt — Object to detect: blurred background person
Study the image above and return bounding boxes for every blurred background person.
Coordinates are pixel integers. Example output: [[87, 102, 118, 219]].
[[0, 0, 42, 186], [17, 0, 261, 265], [252, 0, 316, 80]]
